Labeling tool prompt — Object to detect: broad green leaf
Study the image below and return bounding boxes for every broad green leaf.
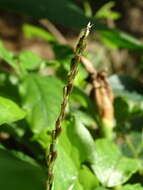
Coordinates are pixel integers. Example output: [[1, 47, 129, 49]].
[[58, 115, 96, 179], [109, 74, 143, 102], [50, 121, 85, 190], [91, 139, 139, 187], [0, 96, 25, 125], [18, 50, 44, 71], [66, 116, 96, 163], [0, 147, 46, 190], [72, 110, 97, 129], [95, 187, 108, 190], [0, 41, 44, 74], [79, 165, 99, 190], [57, 120, 81, 168], [53, 144, 81, 190], [20, 74, 63, 135], [52, 117, 96, 190], [100, 29, 143, 50], [23, 24, 56, 42], [121, 184, 143, 190], [121, 132, 143, 168]]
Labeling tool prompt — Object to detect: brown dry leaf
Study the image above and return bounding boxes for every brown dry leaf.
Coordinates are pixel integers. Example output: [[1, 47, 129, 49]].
[[81, 56, 114, 122], [93, 71, 114, 122]]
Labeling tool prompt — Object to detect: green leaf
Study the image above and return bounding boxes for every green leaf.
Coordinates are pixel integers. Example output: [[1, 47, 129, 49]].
[[53, 144, 82, 190], [57, 114, 96, 187], [47, 120, 85, 190], [0, 96, 25, 125], [71, 87, 97, 118], [19, 74, 63, 135], [100, 29, 143, 50], [0, 147, 46, 190], [95, 1, 120, 20], [66, 116, 96, 164], [74, 64, 88, 86], [114, 97, 130, 122], [1, 145, 41, 167], [109, 74, 143, 102], [121, 132, 143, 159], [91, 139, 139, 187], [19, 50, 44, 71], [57, 121, 81, 168], [95, 187, 108, 190], [73, 110, 97, 129], [23, 24, 56, 42], [52, 117, 96, 190], [83, 0, 92, 17], [79, 165, 99, 190], [71, 87, 91, 108], [121, 184, 143, 190]]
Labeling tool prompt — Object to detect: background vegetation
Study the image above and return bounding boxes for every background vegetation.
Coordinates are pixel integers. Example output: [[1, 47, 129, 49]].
[[0, 0, 143, 190]]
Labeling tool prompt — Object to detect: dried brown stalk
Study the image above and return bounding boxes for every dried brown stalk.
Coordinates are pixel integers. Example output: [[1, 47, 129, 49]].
[[39, 19, 67, 45], [81, 56, 115, 139]]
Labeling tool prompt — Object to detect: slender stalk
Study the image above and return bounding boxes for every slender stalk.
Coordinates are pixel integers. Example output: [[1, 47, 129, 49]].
[[46, 22, 92, 190]]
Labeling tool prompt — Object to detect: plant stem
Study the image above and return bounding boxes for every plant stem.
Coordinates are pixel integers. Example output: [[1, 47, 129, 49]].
[[101, 119, 115, 139], [46, 22, 92, 190]]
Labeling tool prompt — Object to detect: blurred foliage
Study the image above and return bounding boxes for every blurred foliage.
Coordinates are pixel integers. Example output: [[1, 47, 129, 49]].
[[0, 0, 143, 190]]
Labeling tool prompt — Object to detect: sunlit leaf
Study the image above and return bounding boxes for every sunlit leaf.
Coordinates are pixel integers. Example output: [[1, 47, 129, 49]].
[[79, 165, 99, 190], [121, 184, 143, 190], [100, 30, 143, 50], [23, 24, 56, 42], [95, 1, 120, 20], [53, 144, 82, 190], [19, 50, 44, 71], [0, 96, 25, 125], [19, 74, 63, 136], [91, 139, 139, 187]]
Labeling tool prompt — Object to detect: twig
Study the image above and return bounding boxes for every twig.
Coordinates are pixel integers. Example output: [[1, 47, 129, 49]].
[[39, 19, 67, 44], [46, 22, 92, 190], [80, 56, 97, 75]]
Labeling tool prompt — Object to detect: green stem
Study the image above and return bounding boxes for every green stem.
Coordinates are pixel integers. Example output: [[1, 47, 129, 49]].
[[102, 119, 115, 140]]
